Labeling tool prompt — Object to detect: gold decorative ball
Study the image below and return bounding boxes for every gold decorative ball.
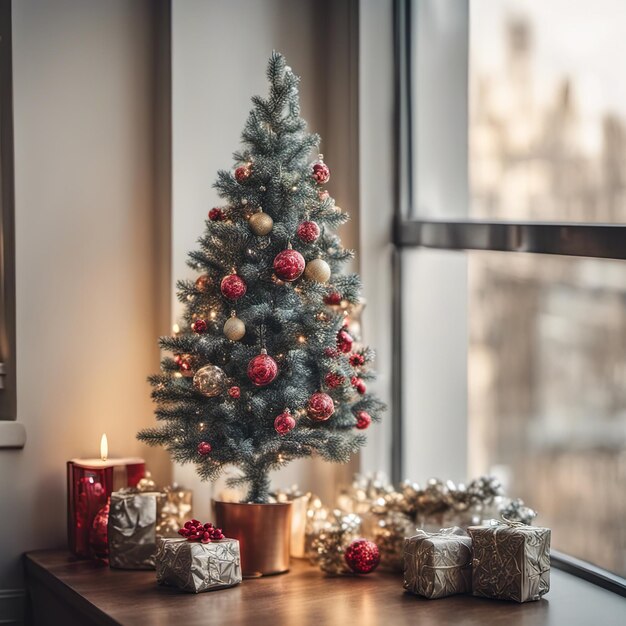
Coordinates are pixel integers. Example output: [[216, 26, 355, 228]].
[[249, 212, 273, 236], [223, 316, 246, 341], [195, 274, 211, 292], [192, 364, 226, 397], [304, 258, 331, 283]]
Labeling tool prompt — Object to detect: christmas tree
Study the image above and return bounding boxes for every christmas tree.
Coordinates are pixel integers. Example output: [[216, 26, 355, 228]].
[[139, 52, 385, 503]]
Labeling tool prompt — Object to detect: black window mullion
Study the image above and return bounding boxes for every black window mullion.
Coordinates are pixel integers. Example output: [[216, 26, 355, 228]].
[[394, 219, 626, 260]]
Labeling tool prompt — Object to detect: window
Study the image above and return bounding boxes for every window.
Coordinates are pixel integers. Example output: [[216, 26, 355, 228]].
[[394, 0, 626, 588]]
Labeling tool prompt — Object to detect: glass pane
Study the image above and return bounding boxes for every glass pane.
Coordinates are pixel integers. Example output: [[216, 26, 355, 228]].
[[468, 251, 626, 576], [470, 0, 626, 222]]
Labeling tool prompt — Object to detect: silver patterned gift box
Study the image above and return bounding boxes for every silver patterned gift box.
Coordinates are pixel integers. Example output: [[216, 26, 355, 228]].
[[156, 538, 242, 593], [468, 522, 551, 602], [108, 489, 165, 570], [403, 527, 472, 599]]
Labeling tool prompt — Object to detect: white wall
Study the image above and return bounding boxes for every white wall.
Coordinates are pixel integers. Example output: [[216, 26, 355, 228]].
[[171, 0, 361, 514], [0, 0, 170, 594]]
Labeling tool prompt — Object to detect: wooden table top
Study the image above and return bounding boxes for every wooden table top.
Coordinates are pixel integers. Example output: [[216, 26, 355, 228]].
[[25, 550, 626, 626]]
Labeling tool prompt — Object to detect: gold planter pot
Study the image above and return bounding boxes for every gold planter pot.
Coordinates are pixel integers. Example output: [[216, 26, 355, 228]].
[[214, 500, 292, 577]]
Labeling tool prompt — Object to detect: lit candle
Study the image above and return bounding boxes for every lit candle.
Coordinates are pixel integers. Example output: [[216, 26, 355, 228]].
[[67, 434, 145, 558]]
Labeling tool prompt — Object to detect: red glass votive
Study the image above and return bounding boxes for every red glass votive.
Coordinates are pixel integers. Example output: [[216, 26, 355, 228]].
[[67, 458, 145, 558]]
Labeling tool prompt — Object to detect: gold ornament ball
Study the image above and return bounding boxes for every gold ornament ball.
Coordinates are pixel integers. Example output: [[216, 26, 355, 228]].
[[249, 212, 273, 236], [192, 364, 227, 397], [223, 316, 246, 341], [304, 258, 331, 283]]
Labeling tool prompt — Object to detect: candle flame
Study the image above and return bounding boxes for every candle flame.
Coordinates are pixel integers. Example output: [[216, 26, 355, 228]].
[[100, 433, 108, 462]]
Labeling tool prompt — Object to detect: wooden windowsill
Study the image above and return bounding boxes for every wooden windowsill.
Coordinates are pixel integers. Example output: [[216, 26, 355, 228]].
[[24, 550, 626, 626], [0, 421, 25, 449]]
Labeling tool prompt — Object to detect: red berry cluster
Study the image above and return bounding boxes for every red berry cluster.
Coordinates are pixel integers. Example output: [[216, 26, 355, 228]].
[[337, 329, 353, 353], [209, 207, 225, 221], [349, 353, 365, 367], [325, 372, 345, 389], [355, 411, 372, 430], [178, 520, 225, 543], [192, 319, 208, 334], [351, 376, 366, 394], [174, 354, 193, 375]]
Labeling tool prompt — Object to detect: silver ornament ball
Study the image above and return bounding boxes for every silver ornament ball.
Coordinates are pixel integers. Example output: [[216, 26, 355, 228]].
[[304, 258, 331, 283], [192, 364, 227, 397], [223, 316, 246, 341]]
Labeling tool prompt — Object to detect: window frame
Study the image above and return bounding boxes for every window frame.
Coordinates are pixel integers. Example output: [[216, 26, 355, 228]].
[[392, 0, 626, 595], [0, 0, 17, 425]]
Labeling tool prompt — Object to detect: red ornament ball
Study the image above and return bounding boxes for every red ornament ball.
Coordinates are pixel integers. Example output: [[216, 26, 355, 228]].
[[355, 411, 372, 430], [337, 329, 354, 353], [274, 410, 296, 435], [197, 441, 212, 456], [178, 356, 194, 376], [273, 249, 305, 282], [307, 392, 335, 421], [89, 502, 110, 560], [221, 274, 247, 300], [325, 372, 345, 389], [247, 352, 278, 387], [344, 539, 380, 574], [209, 207, 225, 221], [192, 319, 208, 334], [349, 353, 365, 367], [235, 164, 251, 182], [312, 161, 330, 184], [324, 291, 342, 305], [297, 220, 321, 243], [228, 386, 241, 399]]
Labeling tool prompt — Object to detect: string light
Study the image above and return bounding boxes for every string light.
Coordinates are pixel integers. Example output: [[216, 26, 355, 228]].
[[172, 324, 180, 334], [209, 310, 217, 320], [297, 335, 307, 344], [174, 372, 183, 379]]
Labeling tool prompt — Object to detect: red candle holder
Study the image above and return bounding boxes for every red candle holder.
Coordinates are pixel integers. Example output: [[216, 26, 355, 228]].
[[67, 458, 145, 558]]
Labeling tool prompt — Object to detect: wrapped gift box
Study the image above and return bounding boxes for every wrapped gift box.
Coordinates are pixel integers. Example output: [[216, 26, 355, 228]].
[[468, 523, 550, 602], [108, 489, 164, 569], [403, 527, 472, 599], [156, 538, 242, 593]]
